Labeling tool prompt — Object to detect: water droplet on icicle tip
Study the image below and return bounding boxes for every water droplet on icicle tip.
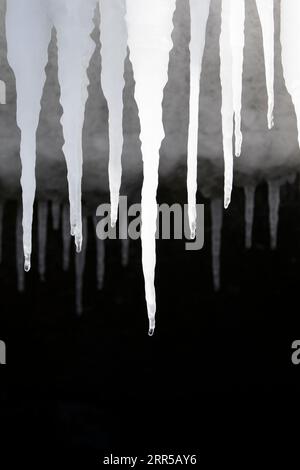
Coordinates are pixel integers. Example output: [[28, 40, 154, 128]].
[[211, 199, 223, 292], [255, 0, 275, 130], [99, 0, 127, 228], [51, 201, 60, 230], [148, 316, 156, 337], [56, 0, 96, 252], [6, 0, 52, 274], [75, 217, 88, 316], [244, 185, 256, 249], [126, 0, 176, 334], [62, 205, 71, 272], [268, 180, 280, 251], [187, 0, 211, 237], [220, 0, 245, 208], [38, 201, 48, 282]]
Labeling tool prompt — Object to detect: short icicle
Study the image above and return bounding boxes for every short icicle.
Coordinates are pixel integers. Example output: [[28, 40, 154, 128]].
[[187, 0, 211, 238], [255, 0, 275, 129], [211, 199, 223, 291], [51, 201, 60, 230], [99, 0, 128, 227], [126, 0, 176, 335], [6, 0, 52, 272], [38, 201, 48, 281], [220, 0, 245, 208], [268, 179, 280, 250], [244, 185, 255, 249]]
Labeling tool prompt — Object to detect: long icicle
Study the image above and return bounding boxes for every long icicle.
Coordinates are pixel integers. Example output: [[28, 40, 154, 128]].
[[281, 0, 300, 149], [126, 0, 176, 335], [255, 0, 274, 129], [38, 201, 48, 281], [220, 0, 245, 208], [99, 0, 128, 227], [6, 0, 52, 271], [211, 199, 223, 292], [56, 0, 96, 252], [244, 185, 255, 249], [187, 0, 211, 238], [268, 179, 280, 250]]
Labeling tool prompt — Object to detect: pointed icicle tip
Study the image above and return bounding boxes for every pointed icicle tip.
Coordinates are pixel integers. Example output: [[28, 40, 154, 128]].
[[24, 254, 31, 272], [148, 318, 155, 337]]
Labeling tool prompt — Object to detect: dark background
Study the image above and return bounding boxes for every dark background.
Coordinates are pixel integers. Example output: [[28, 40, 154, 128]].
[[0, 181, 300, 466]]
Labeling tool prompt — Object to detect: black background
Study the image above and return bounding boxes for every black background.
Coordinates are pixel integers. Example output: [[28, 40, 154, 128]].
[[0, 181, 300, 466]]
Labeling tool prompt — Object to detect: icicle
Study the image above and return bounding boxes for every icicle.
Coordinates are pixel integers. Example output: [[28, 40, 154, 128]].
[[255, 0, 274, 129], [93, 217, 105, 290], [75, 216, 88, 315], [121, 239, 130, 267], [268, 180, 280, 250], [56, 0, 96, 252], [51, 201, 60, 230], [99, 0, 127, 227], [0, 202, 4, 264], [0, 80, 6, 105], [211, 199, 223, 291], [6, 0, 52, 272], [187, 0, 211, 238], [244, 185, 255, 249], [220, 0, 245, 208], [16, 207, 25, 292], [281, 0, 300, 149], [37, 201, 48, 281], [62, 204, 71, 271], [126, 0, 176, 336]]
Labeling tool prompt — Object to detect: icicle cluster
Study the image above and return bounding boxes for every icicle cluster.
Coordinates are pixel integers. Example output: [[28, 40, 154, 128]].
[[4, 0, 300, 333], [6, 0, 97, 271]]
